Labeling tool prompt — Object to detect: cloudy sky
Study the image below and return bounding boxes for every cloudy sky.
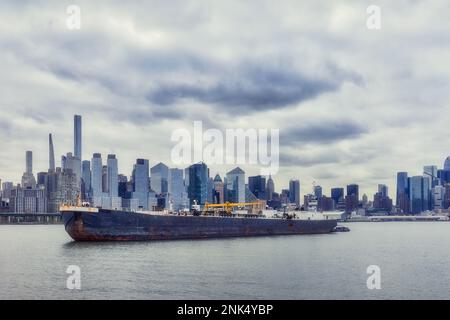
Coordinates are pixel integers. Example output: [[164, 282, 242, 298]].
[[1, 0, 450, 200]]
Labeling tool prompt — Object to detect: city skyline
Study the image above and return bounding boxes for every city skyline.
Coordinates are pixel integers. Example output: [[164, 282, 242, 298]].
[[1, 1, 450, 198], [1, 113, 450, 204]]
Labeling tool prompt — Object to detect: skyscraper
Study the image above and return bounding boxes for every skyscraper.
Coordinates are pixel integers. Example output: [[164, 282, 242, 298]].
[[213, 174, 225, 204], [378, 184, 388, 198], [314, 185, 322, 199], [248, 175, 266, 200], [26, 150, 32, 174], [226, 167, 246, 203], [132, 159, 149, 209], [150, 162, 169, 194], [396, 172, 408, 205], [107, 155, 118, 197], [266, 175, 274, 201], [74, 115, 82, 160], [65, 152, 81, 186], [346, 184, 359, 201], [423, 165, 438, 188], [49, 133, 55, 172], [444, 157, 450, 171], [289, 179, 300, 206], [331, 188, 344, 205], [81, 160, 91, 200], [91, 153, 103, 206], [187, 162, 208, 206], [21, 151, 36, 189], [409, 176, 425, 214], [168, 168, 188, 211], [346, 184, 359, 212]]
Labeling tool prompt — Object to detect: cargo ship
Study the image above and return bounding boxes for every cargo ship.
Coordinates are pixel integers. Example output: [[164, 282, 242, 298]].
[[60, 203, 338, 241]]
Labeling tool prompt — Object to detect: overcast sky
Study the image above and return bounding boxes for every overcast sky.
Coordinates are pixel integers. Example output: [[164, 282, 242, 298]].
[[1, 0, 450, 200]]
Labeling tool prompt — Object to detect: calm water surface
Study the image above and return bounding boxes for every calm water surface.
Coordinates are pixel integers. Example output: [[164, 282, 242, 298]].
[[1, 222, 450, 299]]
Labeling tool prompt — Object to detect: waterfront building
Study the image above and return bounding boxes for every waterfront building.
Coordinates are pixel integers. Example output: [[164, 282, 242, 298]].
[[318, 195, 334, 212], [187, 162, 208, 207], [409, 176, 425, 214], [226, 167, 246, 203], [396, 172, 409, 207], [9, 185, 47, 213], [132, 159, 150, 209], [1, 182, 14, 200], [423, 165, 438, 189], [433, 185, 445, 210], [150, 162, 169, 194], [289, 179, 300, 206], [373, 192, 393, 212], [248, 175, 266, 201]]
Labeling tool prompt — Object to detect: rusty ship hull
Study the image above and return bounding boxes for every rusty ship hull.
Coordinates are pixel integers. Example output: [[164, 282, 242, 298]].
[[61, 208, 338, 241]]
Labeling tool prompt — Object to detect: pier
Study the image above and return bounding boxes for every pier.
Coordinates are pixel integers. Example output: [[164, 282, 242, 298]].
[[0, 213, 62, 224]]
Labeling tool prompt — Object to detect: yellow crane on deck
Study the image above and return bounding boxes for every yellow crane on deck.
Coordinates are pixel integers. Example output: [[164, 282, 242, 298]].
[[203, 201, 266, 215]]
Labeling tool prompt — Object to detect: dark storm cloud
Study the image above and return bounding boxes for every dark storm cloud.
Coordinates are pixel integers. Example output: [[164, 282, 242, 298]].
[[146, 63, 354, 112], [281, 121, 367, 145]]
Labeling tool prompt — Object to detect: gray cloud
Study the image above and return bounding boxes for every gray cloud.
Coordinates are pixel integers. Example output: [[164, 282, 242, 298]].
[[281, 121, 368, 145], [146, 62, 356, 113], [280, 152, 340, 167]]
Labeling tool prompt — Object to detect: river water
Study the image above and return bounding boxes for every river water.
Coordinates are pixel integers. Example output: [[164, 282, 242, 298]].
[[1, 222, 449, 299]]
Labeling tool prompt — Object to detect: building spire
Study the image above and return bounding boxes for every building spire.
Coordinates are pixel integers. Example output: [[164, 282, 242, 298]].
[[49, 133, 55, 172]]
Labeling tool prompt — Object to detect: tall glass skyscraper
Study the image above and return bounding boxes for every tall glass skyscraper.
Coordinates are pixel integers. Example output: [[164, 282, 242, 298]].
[[48, 133, 55, 172], [396, 172, 408, 204], [74, 115, 82, 160], [409, 176, 425, 214], [331, 188, 344, 204], [423, 165, 438, 188], [150, 162, 169, 194], [91, 153, 103, 202], [107, 154, 118, 197], [187, 162, 208, 206], [248, 175, 266, 200], [346, 184, 359, 201], [168, 168, 187, 211], [26, 151, 32, 174], [289, 179, 300, 206], [132, 159, 149, 209], [81, 160, 91, 200], [314, 185, 323, 199], [226, 167, 246, 203]]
